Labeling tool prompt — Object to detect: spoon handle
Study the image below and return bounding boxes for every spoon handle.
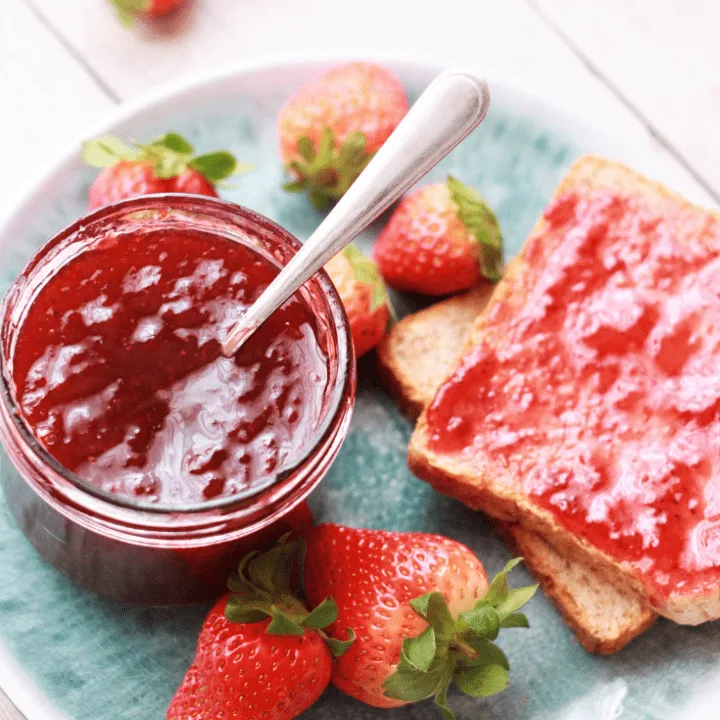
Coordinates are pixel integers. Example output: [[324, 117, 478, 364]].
[[222, 68, 491, 356]]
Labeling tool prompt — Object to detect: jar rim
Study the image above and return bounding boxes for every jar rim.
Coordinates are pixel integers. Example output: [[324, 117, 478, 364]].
[[0, 193, 354, 517]]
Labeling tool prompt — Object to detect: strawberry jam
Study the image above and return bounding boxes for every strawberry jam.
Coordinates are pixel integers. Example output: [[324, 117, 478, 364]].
[[8, 227, 330, 506], [427, 190, 720, 601]]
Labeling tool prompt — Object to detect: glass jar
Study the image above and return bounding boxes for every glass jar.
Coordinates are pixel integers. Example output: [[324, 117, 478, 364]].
[[0, 195, 355, 605]]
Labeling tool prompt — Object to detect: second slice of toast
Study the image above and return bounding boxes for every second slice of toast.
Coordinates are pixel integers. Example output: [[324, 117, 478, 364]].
[[377, 289, 656, 653], [409, 156, 720, 625]]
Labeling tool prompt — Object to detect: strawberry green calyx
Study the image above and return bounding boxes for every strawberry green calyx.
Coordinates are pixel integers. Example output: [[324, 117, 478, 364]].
[[82, 132, 251, 186], [283, 128, 374, 210], [382, 558, 537, 719], [446, 175, 504, 283], [342, 244, 392, 313], [108, 0, 150, 26], [224, 538, 355, 658]]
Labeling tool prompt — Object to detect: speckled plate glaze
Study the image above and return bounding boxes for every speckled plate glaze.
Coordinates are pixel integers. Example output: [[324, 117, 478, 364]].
[[0, 52, 718, 720]]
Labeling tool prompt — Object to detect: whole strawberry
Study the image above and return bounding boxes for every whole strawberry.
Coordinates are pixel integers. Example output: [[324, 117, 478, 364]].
[[304, 524, 536, 718], [168, 539, 353, 720], [324, 245, 391, 358], [373, 176, 504, 295], [109, 0, 185, 25], [83, 132, 248, 210], [279, 62, 409, 208]]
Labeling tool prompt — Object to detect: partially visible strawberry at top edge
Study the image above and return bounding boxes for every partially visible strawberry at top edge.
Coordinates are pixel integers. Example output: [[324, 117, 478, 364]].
[[83, 132, 249, 210], [108, 0, 186, 26], [278, 62, 409, 209]]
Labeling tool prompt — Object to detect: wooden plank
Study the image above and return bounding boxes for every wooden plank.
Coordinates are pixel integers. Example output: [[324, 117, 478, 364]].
[[531, 0, 720, 199], [23, 0, 718, 208], [0, 690, 23, 720], [0, 0, 115, 201]]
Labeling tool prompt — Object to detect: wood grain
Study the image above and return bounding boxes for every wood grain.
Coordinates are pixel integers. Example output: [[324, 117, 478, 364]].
[[534, 0, 720, 199], [0, 0, 115, 200], [0, 690, 23, 720]]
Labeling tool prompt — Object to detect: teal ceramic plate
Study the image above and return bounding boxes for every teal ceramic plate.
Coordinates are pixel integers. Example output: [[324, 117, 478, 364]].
[[0, 52, 717, 720]]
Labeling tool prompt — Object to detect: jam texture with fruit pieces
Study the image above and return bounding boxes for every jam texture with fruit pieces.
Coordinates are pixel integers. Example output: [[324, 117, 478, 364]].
[[427, 190, 720, 600], [11, 229, 330, 505]]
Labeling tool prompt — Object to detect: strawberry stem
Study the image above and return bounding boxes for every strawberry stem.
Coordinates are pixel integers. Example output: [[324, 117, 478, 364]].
[[451, 638, 479, 660]]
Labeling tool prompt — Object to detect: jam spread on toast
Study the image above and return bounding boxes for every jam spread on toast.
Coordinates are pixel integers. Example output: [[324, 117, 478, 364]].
[[427, 191, 720, 600], [10, 229, 330, 504]]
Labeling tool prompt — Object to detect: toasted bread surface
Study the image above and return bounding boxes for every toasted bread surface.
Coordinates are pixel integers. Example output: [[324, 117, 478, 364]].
[[376, 287, 494, 421], [409, 155, 720, 625], [378, 286, 656, 652]]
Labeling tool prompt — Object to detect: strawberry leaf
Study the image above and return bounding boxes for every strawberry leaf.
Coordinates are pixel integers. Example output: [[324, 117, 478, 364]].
[[403, 626, 436, 672], [315, 128, 335, 167], [150, 132, 194, 154], [266, 606, 305, 637], [282, 127, 373, 207], [434, 678, 456, 720], [495, 584, 538, 618], [223, 537, 350, 657], [82, 136, 139, 167], [460, 605, 501, 640], [447, 175, 504, 282], [410, 592, 455, 642], [384, 565, 529, 716], [246, 539, 303, 597], [302, 597, 338, 630], [482, 557, 523, 607], [319, 628, 355, 658], [296, 136, 315, 162], [500, 612, 530, 629], [226, 573, 268, 601], [189, 151, 239, 182], [461, 637, 510, 671], [455, 664, 509, 698], [383, 665, 445, 703], [108, 0, 149, 25], [224, 595, 272, 624], [341, 244, 390, 312], [283, 178, 308, 193], [338, 131, 368, 169], [83, 131, 246, 187], [308, 187, 330, 210]]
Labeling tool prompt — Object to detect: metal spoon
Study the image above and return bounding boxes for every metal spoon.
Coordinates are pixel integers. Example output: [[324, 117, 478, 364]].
[[222, 68, 491, 357]]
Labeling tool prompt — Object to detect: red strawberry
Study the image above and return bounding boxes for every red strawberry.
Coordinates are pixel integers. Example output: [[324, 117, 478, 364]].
[[88, 161, 171, 210], [304, 524, 536, 717], [168, 538, 353, 720], [373, 176, 504, 295], [324, 245, 391, 358], [173, 169, 217, 196], [83, 132, 248, 210], [109, 0, 185, 25], [278, 62, 409, 208]]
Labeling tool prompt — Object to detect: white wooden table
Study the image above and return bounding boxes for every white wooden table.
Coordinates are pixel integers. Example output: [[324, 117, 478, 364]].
[[0, 0, 719, 717]]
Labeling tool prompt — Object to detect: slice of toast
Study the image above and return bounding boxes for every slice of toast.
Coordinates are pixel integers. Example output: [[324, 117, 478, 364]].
[[377, 290, 656, 653], [409, 155, 720, 625]]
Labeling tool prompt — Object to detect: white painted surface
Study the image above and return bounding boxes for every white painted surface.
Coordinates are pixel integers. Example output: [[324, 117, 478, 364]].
[[1, 0, 719, 206], [0, 1, 719, 718]]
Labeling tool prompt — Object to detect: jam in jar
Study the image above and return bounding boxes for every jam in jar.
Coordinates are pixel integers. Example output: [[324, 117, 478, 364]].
[[0, 195, 355, 604]]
